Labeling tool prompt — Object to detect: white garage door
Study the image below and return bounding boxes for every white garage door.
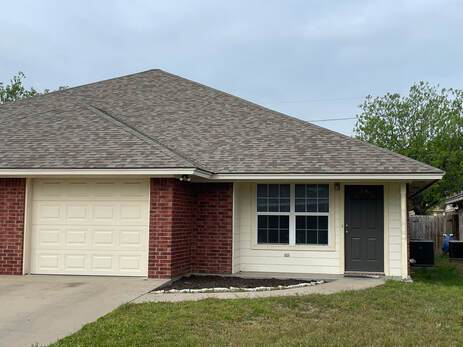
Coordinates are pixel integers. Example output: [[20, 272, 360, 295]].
[[30, 178, 150, 276]]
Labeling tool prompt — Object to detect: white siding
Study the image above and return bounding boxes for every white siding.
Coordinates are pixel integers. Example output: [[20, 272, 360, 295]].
[[232, 183, 240, 272], [233, 182, 407, 277], [233, 182, 342, 275], [387, 183, 403, 277]]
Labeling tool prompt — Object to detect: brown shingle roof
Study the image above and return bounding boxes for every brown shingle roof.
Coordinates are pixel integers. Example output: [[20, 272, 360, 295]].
[[0, 69, 443, 174]]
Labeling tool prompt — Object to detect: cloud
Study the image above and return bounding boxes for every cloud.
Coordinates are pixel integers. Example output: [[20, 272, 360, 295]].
[[0, 0, 462, 135]]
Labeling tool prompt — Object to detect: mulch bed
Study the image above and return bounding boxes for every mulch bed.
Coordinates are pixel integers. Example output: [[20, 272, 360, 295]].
[[157, 275, 315, 291]]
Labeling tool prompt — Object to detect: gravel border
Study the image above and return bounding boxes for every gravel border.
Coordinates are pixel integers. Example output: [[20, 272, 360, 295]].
[[152, 279, 325, 294]]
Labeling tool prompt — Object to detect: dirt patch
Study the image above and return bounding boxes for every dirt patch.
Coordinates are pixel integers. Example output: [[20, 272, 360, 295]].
[[156, 275, 317, 291]]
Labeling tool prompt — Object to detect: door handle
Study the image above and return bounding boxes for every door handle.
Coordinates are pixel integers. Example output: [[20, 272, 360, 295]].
[[345, 224, 349, 234]]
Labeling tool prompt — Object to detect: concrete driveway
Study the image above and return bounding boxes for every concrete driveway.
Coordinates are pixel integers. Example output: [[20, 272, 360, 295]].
[[0, 275, 167, 347]]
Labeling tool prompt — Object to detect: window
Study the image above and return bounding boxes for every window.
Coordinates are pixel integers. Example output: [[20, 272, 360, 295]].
[[257, 184, 290, 244], [256, 184, 330, 246], [295, 184, 329, 245]]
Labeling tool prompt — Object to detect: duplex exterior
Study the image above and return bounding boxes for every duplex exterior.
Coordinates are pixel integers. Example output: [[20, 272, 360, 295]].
[[0, 70, 444, 279]]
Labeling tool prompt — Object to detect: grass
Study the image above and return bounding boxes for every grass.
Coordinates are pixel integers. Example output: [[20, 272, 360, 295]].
[[52, 257, 463, 347]]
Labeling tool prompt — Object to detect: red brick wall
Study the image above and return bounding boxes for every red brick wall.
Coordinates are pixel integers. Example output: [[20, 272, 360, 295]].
[[0, 178, 26, 275], [170, 180, 193, 277], [192, 183, 233, 274], [148, 179, 233, 278]]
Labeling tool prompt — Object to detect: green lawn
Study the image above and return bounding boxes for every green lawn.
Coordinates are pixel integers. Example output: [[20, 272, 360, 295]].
[[52, 257, 463, 347]]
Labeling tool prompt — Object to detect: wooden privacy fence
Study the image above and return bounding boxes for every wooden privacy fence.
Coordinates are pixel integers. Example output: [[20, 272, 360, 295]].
[[409, 214, 458, 253]]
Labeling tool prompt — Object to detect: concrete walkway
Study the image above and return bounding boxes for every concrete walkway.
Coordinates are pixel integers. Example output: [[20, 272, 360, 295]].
[[0, 275, 167, 347], [135, 277, 385, 303]]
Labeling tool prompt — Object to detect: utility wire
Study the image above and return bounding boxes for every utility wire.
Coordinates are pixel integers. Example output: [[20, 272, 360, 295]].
[[309, 116, 357, 122], [273, 96, 364, 104], [255, 96, 363, 104]]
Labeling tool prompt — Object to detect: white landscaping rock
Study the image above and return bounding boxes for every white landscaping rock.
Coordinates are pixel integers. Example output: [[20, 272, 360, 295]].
[[151, 280, 325, 294]]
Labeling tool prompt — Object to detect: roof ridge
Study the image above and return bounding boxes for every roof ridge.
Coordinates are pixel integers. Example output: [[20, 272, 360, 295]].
[[156, 69, 443, 174], [0, 69, 163, 111], [87, 104, 213, 173]]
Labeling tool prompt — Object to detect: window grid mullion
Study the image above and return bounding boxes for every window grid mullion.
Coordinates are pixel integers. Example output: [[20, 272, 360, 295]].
[[289, 184, 295, 246]]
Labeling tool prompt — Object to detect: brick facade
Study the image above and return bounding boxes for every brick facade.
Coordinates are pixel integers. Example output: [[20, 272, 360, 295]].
[[148, 178, 233, 278], [191, 183, 233, 274], [0, 178, 26, 275], [0, 177, 231, 278]]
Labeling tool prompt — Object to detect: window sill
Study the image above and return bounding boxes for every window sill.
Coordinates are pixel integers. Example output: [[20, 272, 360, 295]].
[[251, 244, 336, 252]]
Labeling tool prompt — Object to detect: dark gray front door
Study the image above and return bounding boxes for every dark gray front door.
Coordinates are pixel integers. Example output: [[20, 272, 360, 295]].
[[345, 185, 384, 272]]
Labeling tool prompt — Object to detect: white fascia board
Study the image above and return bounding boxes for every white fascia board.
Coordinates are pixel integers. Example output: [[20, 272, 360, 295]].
[[0, 168, 212, 178], [210, 173, 444, 181], [446, 194, 463, 204]]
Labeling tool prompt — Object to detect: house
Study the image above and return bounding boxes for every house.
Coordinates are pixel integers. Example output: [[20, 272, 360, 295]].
[[445, 192, 463, 238], [0, 70, 444, 280]]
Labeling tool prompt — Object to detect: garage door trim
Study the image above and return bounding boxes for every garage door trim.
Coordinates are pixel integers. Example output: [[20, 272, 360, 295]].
[[28, 178, 150, 277]]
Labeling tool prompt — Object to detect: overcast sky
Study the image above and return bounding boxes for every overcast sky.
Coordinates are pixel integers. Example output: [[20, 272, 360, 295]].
[[1, 0, 462, 135]]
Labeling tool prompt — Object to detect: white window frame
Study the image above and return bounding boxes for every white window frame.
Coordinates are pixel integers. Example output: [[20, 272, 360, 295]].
[[255, 183, 331, 247], [255, 184, 291, 244]]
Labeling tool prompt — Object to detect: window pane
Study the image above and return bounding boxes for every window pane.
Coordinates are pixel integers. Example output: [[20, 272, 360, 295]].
[[268, 184, 279, 197], [268, 215, 279, 229], [318, 198, 329, 212], [296, 216, 306, 229], [296, 229, 306, 244], [318, 184, 329, 198], [280, 198, 290, 212], [307, 216, 317, 230], [258, 215, 289, 244], [268, 228, 279, 243], [307, 230, 318, 244], [257, 184, 268, 197], [258, 229, 267, 243], [279, 215, 289, 229], [318, 230, 328, 244], [268, 198, 279, 212], [257, 198, 268, 212], [295, 198, 305, 212], [307, 199, 317, 212], [295, 184, 305, 198], [258, 215, 268, 228], [307, 185, 318, 198], [280, 184, 290, 198], [318, 216, 328, 230], [280, 228, 289, 243]]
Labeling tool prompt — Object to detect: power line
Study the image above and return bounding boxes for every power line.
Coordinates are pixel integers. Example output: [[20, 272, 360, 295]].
[[309, 116, 357, 122], [274, 96, 364, 104]]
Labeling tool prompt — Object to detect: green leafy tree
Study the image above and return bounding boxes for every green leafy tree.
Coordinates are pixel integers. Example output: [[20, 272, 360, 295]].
[[0, 72, 67, 104], [0, 72, 39, 103], [355, 81, 463, 214]]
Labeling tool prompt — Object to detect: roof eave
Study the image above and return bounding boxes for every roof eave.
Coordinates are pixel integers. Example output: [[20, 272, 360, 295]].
[[0, 168, 212, 179], [209, 172, 444, 181]]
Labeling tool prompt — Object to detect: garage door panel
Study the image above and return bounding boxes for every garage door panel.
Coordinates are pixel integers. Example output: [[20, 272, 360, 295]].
[[64, 255, 87, 271], [120, 181, 149, 199], [35, 226, 62, 247], [35, 254, 61, 271], [33, 181, 64, 199], [92, 228, 116, 247], [120, 229, 143, 247], [91, 255, 114, 271], [120, 203, 148, 225], [65, 228, 89, 247], [66, 204, 91, 224], [35, 203, 64, 224], [93, 204, 116, 222], [120, 256, 142, 272], [93, 181, 118, 198], [31, 178, 149, 276]]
